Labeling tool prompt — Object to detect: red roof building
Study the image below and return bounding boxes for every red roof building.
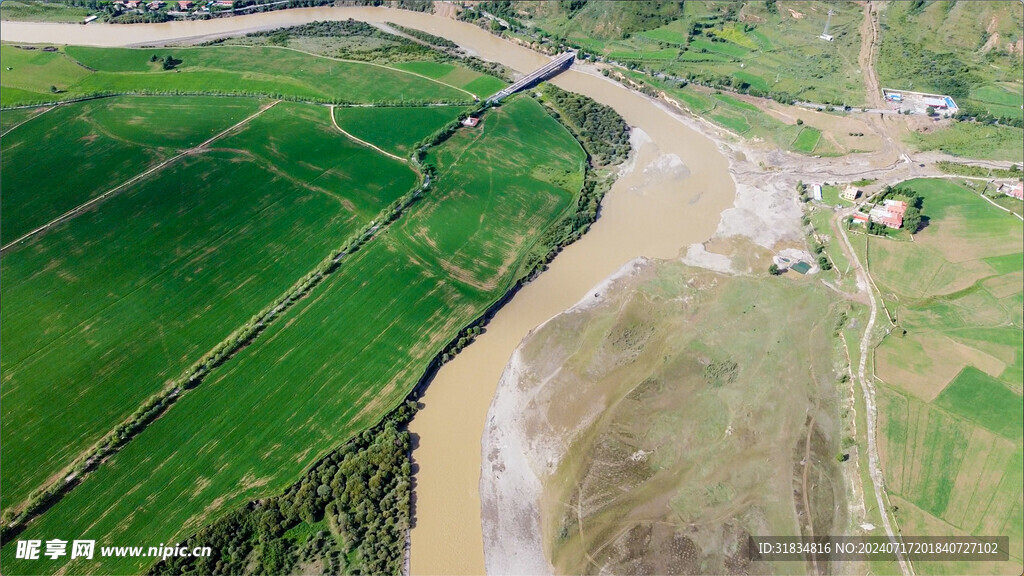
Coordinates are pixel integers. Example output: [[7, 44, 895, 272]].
[[868, 199, 908, 229], [852, 212, 870, 224], [1006, 184, 1023, 200], [178, 1, 193, 8]]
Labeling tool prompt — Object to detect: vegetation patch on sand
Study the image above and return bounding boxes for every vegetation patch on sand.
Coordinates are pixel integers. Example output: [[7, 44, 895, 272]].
[[908, 121, 1024, 163], [484, 259, 849, 575]]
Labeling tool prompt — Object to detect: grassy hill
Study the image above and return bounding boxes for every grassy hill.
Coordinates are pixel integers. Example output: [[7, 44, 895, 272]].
[[876, 0, 1024, 119], [509, 0, 866, 106]]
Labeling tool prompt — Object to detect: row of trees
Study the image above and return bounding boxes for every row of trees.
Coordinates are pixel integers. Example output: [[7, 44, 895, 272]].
[[150, 401, 418, 576], [385, 21, 457, 48]]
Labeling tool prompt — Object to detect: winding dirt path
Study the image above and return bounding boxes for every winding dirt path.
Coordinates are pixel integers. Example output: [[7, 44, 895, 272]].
[[858, 1, 884, 109], [0, 100, 279, 253], [834, 209, 914, 576], [329, 105, 408, 163]]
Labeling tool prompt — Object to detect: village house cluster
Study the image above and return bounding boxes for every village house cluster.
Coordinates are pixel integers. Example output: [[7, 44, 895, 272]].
[[109, 0, 233, 15], [852, 198, 908, 229]]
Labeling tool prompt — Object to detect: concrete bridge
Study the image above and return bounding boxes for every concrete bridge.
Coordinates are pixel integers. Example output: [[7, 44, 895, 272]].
[[488, 52, 575, 103]]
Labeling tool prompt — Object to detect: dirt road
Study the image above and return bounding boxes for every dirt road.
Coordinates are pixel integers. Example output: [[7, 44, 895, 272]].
[[0, 100, 280, 253], [834, 209, 914, 576]]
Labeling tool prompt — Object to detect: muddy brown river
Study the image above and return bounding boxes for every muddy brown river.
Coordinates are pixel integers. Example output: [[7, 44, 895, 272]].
[[1, 9, 735, 574]]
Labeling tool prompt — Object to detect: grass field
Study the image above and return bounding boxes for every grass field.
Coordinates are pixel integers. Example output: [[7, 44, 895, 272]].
[[0, 100, 417, 513], [908, 121, 1024, 163], [0, 106, 50, 133], [663, 83, 812, 151], [0, 44, 475, 107], [390, 61, 506, 98], [867, 178, 1023, 573], [792, 126, 822, 153], [524, 1, 866, 105], [0, 96, 263, 242], [876, 0, 1024, 119], [332, 105, 466, 156], [0, 96, 586, 575], [508, 260, 844, 574], [878, 387, 1023, 572], [0, 0, 91, 22]]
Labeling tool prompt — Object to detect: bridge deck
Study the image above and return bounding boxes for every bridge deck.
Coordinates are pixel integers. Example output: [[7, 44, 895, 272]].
[[488, 52, 575, 103]]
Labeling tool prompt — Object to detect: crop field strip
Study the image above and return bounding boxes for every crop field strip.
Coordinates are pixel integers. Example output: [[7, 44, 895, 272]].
[[0, 96, 263, 242], [0, 100, 421, 515], [1, 96, 586, 575], [536, 1, 866, 106], [0, 44, 477, 108], [332, 105, 468, 157], [866, 179, 1023, 569]]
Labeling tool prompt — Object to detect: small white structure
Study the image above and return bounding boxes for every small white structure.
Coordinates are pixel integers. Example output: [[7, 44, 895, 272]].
[[811, 184, 823, 201]]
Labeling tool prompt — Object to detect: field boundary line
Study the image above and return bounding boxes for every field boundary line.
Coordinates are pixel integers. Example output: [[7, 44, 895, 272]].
[[0, 105, 56, 138], [329, 105, 408, 164], [0, 100, 279, 254], [213, 44, 481, 101], [0, 164, 429, 542]]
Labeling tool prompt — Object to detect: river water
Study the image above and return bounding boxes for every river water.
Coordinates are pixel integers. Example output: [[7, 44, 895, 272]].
[[1, 10, 735, 574]]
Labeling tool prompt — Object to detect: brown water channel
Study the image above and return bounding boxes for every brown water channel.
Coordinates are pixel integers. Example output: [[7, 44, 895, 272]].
[[2, 9, 736, 573]]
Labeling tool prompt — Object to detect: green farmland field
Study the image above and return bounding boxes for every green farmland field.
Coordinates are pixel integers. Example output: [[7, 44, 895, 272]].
[[390, 60, 506, 98], [526, 1, 867, 105], [0, 96, 586, 575], [0, 44, 475, 107], [791, 127, 822, 153], [333, 105, 466, 156], [868, 178, 1024, 572], [0, 100, 416, 512], [0, 106, 48, 133], [0, 96, 262, 242], [0, 0, 92, 22]]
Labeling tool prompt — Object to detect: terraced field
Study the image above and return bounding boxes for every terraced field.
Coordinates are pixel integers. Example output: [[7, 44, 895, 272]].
[[866, 179, 1023, 574], [1, 96, 586, 575], [0, 44, 476, 107], [0, 99, 417, 515], [523, 0, 866, 105]]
